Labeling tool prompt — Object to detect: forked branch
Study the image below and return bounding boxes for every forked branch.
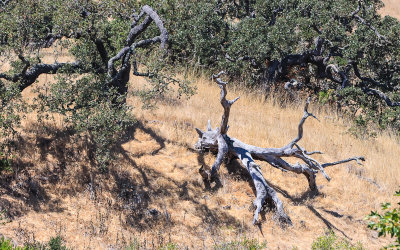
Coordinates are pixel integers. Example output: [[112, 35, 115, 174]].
[[107, 5, 168, 94], [287, 97, 318, 148], [194, 72, 365, 226], [212, 71, 240, 135]]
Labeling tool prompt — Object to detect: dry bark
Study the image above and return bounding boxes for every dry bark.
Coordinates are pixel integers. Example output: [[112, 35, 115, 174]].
[[195, 71, 365, 225]]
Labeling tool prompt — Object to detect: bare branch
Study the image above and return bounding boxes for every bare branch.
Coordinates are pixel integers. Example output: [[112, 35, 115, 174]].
[[195, 72, 365, 226], [126, 12, 151, 46], [232, 147, 291, 225], [362, 88, 400, 107], [294, 144, 331, 181], [107, 5, 167, 92], [351, 61, 391, 90], [207, 120, 212, 131], [0, 61, 81, 91], [287, 97, 319, 149], [141, 5, 168, 49], [107, 47, 130, 77], [351, 0, 386, 41], [322, 156, 365, 168], [105, 5, 168, 97], [210, 134, 229, 178], [212, 71, 240, 134], [304, 150, 323, 155], [94, 38, 109, 66]]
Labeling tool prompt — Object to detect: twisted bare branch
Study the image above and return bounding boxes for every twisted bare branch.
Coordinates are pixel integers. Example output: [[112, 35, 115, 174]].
[[287, 97, 318, 148], [212, 71, 240, 135], [107, 5, 168, 91], [0, 61, 81, 91], [195, 73, 365, 226], [351, 0, 386, 41], [322, 156, 365, 168]]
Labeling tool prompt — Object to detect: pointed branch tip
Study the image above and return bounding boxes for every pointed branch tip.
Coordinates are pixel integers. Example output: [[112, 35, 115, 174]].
[[207, 120, 212, 131], [229, 96, 240, 105]]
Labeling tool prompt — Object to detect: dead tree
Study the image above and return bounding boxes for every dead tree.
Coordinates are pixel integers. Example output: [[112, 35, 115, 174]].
[[194, 71, 365, 225]]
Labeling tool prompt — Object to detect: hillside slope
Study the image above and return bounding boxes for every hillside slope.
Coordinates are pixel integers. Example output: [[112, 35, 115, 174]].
[[0, 2, 399, 249], [0, 70, 399, 249]]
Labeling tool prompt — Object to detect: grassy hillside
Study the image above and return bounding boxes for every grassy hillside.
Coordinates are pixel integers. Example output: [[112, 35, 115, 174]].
[[0, 2, 399, 249], [0, 66, 399, 248]]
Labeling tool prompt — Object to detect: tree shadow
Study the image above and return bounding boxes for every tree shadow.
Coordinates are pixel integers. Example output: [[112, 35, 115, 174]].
[[196, 151, 223, 192], [115, 120, 166, 157], [0, 123, 95, 219], [1, 119, 245, 235], [222, 159, 273, 225], [112, 122, 244, 232], [267, 181, 320, 205], [209, 156, 351, 236], [307, 205, 352, 240], [0, 124, 82, 218], [111, 149, 244, 233], [266, 180, 352, 239]]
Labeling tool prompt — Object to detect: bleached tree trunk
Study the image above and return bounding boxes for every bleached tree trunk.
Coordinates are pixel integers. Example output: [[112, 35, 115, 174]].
[[195, 71, 365, 225]]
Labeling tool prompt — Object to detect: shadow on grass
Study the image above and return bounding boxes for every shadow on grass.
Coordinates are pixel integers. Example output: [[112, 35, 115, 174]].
[[0, 120, 245, 235], [205, 155, 350, 237]]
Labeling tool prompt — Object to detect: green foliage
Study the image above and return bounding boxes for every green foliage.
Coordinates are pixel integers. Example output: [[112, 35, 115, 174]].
[[125, 238, 178, 250], [318, 89, 336, 104], [159, 242, 178, 250], [36, 75, 136, 170], [0, 152, 12, 174], [0, 209, 10, 225], [214, 237, 267, 250], [366, 190, 400, 249], [311, 231, 364, 250], [0, 0, 194, 170], [146, 0, 228, 66], [0, 81, 25, 166], [0, 237, 15, 250], [0, 235, 67, 250], [139, 0, 400, 134], [0, 81, 23, 140], [46, 236, 67, 250]]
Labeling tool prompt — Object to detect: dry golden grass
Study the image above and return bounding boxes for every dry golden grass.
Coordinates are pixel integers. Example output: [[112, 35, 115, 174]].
[[1, 70, 399, 249], [381, 0, 400, 20], [1, 5, 400, 248]]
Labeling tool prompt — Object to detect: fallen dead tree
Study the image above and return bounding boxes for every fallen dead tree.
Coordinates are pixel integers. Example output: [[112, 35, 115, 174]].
[[194, 71, 365, 225]]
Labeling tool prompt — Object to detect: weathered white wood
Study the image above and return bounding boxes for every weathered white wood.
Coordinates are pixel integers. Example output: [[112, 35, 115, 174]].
[[194, 72, 365, 225]]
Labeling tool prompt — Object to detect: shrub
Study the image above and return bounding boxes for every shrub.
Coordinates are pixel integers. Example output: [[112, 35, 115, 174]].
[[311, 231, 364, 250], [366, 190, 400, 249], [214, 237, 267, 250], [0, 235, 68, 250], [0, 237, 15, 249], [0, 151, 12, 174]]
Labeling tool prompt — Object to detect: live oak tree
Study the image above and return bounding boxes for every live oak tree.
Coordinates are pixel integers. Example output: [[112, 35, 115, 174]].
[[221, 0, 400, 134], [0, 0, 193, 169], [149, 0, 400, 134]]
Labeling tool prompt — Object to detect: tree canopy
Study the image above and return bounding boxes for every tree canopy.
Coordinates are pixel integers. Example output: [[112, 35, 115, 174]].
[[1, 0, 400, 170], [0, 0, 193, 169], [152, 0, 400, 133]]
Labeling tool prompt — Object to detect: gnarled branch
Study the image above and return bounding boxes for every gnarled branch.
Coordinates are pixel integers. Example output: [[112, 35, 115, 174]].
[[212, 71, 240, 135], [194, 72, 365, 226], [0, 61, 81, 92], [351, 0, 386, 41], [106, 5, 168, 95]]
